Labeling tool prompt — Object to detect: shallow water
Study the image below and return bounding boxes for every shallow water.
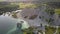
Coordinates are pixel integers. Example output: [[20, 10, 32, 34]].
[[0, 13, 30, 34], [0, 15, 17, 34]]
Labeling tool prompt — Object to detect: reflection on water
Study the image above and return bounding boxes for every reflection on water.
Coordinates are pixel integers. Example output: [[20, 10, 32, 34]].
[[0, 15, 17, 34]]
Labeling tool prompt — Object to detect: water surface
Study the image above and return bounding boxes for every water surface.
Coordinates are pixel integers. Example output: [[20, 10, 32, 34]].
[[0, 15, 17, 34]]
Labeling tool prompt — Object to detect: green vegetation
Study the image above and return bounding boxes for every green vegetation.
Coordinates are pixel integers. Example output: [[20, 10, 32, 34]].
[[22, 26, 43, 34], [56, 27, 60, 34], [45, 18, 54, 25], [38, 30, 43, 34], [0, 4, 19, 11], [19, 3, 36, 8], [55, 9, 60, 14], [19, 3, 40, 9], [45, 5, 60, 15], [45, 7, 55, 15], [0, 2, 19, 15], [22, 26, 34, 34], [45, 26, 56, 34]]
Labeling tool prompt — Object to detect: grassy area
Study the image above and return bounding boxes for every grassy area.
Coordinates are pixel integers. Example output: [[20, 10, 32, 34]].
[[45, 26, 56, 34], [55, 9, 60, 14], [0, 4, 18, 8], [38, 30, 43, 34], [45, 6, 60, 15], [0, 3, 19, 12], [19, 3, 40, 9], [19, 3, 36, 8], [22, 26, 34, 34], [22, 26, 43, 34], [56, 27, 60, 34]]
